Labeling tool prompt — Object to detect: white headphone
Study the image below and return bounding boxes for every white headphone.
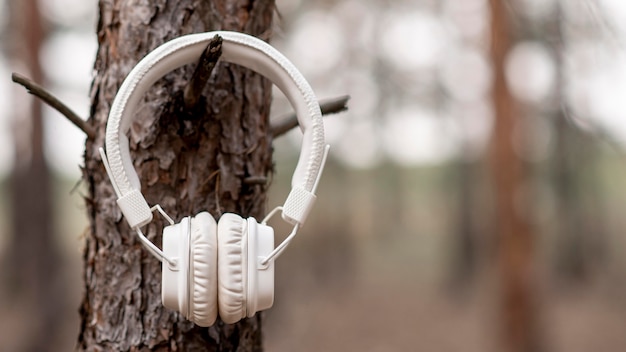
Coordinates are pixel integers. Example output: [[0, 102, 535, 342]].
[[99, 31, 329, 326]]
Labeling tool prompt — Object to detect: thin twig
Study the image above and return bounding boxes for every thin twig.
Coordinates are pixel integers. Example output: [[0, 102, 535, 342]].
[[11, 72, 96, 139], [184, 34, 223, 110], [243, 176, 267, 185], [271, 95, 350, 138]]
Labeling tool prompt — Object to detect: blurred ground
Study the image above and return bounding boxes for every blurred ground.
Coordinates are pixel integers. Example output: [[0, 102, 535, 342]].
[[266, 269, 626, 352], [4, 259, 626, 352], [264, 228, 626, 352]]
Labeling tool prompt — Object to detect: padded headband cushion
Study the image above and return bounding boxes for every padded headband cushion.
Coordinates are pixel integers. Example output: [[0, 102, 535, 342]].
[[105, 31, 325, 201], [217, 213, 247, 324], [189, 212, 218, 327]]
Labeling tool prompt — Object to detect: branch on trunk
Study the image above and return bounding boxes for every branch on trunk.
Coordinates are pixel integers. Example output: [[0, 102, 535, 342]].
[[243, 176, 268, 185], [271, 94, 350, 138], [11, 72, 96, 140], [184, 34, 223, 110]]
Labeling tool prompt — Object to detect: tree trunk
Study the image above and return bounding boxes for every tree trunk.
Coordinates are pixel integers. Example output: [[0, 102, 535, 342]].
[[78, 1, 275, 350], [449, 159, 479, 290], [488, 1, 542, 351], [6, 0, 62, 351]]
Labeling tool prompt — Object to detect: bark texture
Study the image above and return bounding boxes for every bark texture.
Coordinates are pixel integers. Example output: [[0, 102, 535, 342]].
[[78, 1, 275, 350]]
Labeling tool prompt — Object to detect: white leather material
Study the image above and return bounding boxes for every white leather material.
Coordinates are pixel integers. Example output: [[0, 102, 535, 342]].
[[282, 186, 317, 225], [217, 213, 247, 324], [104, 31, 326, 230], [189, 212, 218, 327], [161, 221, 179, 313], [246, 219, 274, 318], [162, 218, 190, 320], [116, 189, 153, 228]]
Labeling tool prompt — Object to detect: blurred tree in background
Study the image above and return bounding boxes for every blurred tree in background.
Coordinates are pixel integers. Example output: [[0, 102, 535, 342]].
[[489, 1, 541, 350], [2, 1, 64, 351]]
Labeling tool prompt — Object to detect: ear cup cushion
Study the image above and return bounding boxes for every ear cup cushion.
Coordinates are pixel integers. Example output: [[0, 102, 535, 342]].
[[217, 213, 247, 324], [189, 212, 218, 327]]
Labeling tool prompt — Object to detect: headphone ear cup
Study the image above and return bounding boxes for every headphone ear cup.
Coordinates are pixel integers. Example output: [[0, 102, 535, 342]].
[[189, 212, 218, 327], [217, 213, 247, 324]]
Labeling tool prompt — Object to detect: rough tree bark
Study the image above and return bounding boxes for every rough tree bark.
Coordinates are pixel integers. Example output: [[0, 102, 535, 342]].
[[78, 1, 275, 350]]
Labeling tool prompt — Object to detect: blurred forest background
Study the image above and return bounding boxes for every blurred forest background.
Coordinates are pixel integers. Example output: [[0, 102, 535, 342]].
[[3, 0, 626, 351]]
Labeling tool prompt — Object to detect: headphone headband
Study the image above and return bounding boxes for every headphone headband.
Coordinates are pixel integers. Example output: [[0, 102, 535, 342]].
[[103, 31, 326, 229]]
